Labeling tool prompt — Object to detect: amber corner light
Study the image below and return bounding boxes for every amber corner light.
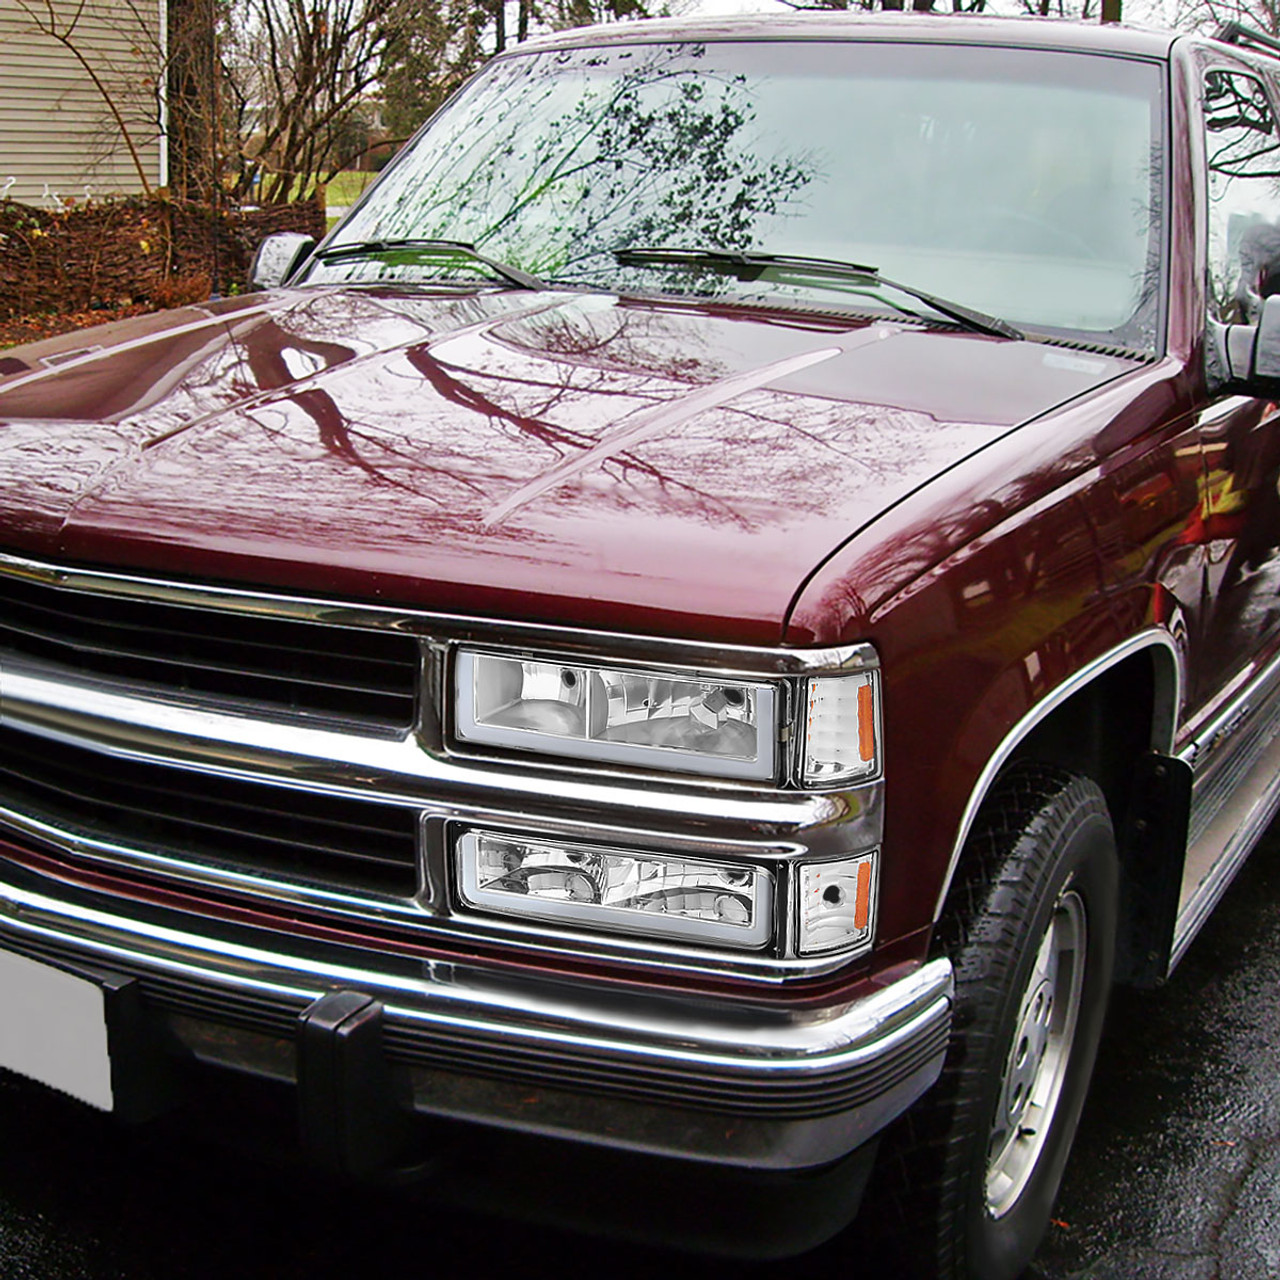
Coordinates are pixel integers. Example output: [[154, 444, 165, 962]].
[[802, 672, 881, 786]]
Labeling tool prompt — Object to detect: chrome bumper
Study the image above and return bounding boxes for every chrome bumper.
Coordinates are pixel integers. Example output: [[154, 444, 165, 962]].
[[0, 868, 951, 1170]]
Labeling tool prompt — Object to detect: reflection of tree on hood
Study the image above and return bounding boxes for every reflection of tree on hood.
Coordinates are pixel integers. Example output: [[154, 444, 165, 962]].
[[242, 319, 428, 492], [243, 319, 364, 464]]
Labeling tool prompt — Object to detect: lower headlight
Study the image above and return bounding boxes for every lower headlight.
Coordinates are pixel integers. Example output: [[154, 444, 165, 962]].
[[456, 831, 774, 948], [455, 650, 777, 780]]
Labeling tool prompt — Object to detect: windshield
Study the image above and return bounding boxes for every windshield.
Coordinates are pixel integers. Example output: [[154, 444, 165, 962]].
[[304, 39, 1165, 352]]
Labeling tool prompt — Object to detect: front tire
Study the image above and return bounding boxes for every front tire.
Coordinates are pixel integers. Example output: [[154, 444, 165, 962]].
[[884, 766, 1118, 1280]]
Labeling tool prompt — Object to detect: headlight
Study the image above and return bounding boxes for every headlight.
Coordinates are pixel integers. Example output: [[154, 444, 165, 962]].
[[457, 831, 774, 948], [455, 650, 778, 780]]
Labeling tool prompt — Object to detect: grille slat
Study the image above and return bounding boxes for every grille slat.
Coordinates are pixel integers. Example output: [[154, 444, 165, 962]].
[[3, 594, 418, 687], [2, 612, 413, 698], [0, 575, 420, 725], [0, 726, 420, 897]]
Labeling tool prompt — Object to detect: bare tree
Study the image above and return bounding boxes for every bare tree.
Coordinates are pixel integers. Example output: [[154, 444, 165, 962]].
[[1177, 0, 1280, 35], [380, 0, 653, 140], [167, 0, 220, 202], [785, 0, 1121, 14], [784, 0, 988, 12], [223, 0, 401, 202]]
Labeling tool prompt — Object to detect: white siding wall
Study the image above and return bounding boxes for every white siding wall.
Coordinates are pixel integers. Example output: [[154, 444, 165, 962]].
[[0, 0, 165, 204]]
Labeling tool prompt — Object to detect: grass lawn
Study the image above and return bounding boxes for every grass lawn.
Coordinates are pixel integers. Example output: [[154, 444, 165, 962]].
[[275, 171, 379, 210], [323, 170, 379, 207], [257, 171, 383, 227], [311, 172, 379, 229]]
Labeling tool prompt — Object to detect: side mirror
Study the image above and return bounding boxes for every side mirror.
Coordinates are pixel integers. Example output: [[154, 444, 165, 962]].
[[1209, 295, 1280, 397], [1255, 295, 1280, 386], [248, 232, 316, 291]]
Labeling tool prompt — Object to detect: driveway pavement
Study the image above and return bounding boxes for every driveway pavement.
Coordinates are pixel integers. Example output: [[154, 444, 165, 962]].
[[1027, 822, 1280, 1280]]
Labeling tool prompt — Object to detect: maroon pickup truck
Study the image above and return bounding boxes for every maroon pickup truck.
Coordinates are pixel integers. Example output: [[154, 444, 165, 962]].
[[3, 13, 1280, 1279]]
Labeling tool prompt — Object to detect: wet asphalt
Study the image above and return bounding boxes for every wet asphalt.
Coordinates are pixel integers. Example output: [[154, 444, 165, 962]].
[[2, 825, 1279, 1280]]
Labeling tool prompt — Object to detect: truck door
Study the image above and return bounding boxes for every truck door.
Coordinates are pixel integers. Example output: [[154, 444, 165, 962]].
[[1192, 64, 1280, 712]]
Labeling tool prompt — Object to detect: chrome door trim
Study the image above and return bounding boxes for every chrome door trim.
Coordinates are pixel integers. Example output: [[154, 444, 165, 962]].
[[1171, 744, 1280, 970], [1170, 647, 1280, 968], [1177, 643, 1280, 774]]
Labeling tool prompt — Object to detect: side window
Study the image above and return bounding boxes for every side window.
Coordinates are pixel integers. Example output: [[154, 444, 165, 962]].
[[1204, 68, 1280, 323]]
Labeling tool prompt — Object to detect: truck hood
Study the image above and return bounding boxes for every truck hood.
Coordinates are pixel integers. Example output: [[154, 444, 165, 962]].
[[0, 286, 1138, 644]]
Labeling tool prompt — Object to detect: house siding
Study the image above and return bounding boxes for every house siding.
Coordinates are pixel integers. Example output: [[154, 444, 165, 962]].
[[0, 0, 165, 204]]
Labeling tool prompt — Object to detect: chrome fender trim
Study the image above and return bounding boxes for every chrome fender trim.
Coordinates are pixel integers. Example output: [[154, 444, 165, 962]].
[[932, 628, 1182, 921]]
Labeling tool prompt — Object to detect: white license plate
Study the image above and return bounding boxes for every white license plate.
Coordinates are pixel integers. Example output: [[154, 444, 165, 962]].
[[0, 948, 113, 1110]]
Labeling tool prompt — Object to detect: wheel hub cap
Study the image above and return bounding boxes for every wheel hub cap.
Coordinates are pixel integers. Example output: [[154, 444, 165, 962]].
[[985, 887, 1087, 1218]]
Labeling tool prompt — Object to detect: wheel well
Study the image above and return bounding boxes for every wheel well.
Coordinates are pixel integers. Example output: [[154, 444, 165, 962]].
[[1010, 655, 1156, 828], [1002, 649, 1187, 986]]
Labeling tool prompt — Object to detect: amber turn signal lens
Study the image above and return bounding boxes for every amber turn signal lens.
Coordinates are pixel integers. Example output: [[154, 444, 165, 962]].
[[802, 673, 880, 786]]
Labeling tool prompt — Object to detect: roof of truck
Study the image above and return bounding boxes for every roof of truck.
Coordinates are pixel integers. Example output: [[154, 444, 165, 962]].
[[515, 13, 1183, 60]]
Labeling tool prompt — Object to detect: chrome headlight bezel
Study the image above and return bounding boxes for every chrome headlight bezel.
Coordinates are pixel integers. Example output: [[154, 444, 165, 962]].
[[450, 645, 882, 789], [454, 648, 782, 782], [456, 829, 776, 950]]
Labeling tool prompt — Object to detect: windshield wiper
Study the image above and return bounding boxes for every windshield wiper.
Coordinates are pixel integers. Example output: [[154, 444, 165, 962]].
[[614, 246, 1023, 341], [316, 238, 546, 291]]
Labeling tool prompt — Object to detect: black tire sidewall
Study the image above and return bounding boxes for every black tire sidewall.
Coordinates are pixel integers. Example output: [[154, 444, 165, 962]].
[[962, 795, 1117, 1280]]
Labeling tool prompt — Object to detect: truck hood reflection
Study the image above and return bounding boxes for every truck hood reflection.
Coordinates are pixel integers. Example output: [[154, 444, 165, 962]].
[[0, 286, 1137, 644]]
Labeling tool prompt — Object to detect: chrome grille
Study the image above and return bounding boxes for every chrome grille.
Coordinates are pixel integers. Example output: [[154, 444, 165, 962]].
[[0, 726, 420, 897], [0, 570, 420, 727]]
